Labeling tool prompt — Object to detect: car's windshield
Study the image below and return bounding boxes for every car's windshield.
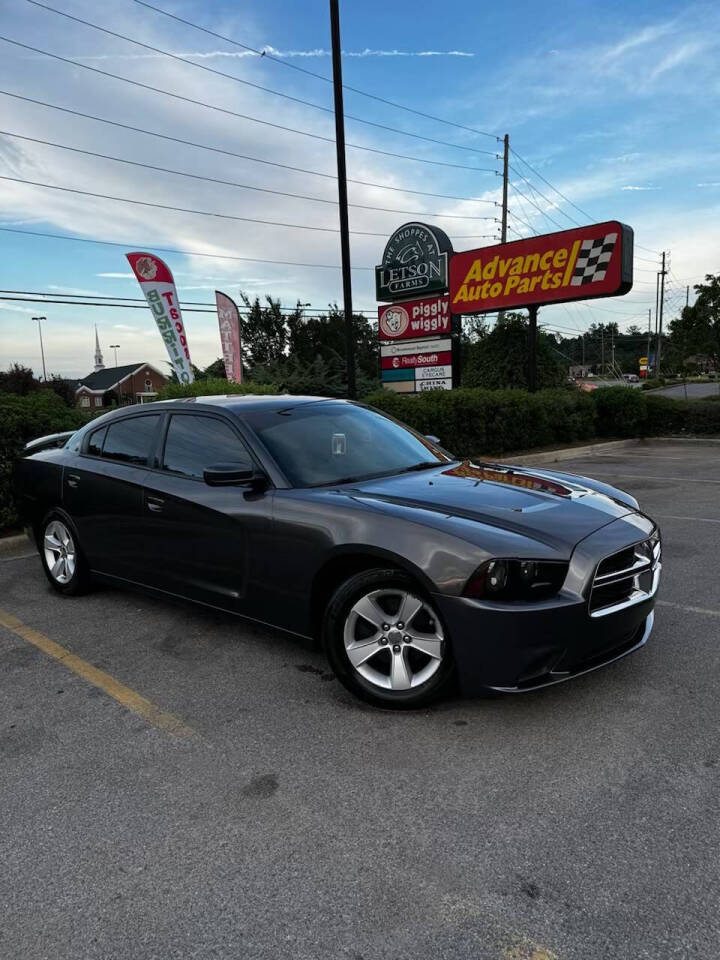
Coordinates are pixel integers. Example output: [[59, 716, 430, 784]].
[[244, 401, 452, 487]]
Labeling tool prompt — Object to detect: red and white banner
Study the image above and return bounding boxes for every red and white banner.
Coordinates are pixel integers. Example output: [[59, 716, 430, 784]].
[[378, 294, 451, 340], [215, 290, 243, 384], [126, 252, 194, 384]]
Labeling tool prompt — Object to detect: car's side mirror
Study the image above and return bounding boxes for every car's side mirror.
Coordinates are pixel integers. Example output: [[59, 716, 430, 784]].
[[203, 463, 267, 488], [425, 434, 441, 445]]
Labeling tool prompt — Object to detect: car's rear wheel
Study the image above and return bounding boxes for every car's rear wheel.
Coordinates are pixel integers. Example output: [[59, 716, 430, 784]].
[[39, 514, 90, 596], [323, 568, 454, 709]]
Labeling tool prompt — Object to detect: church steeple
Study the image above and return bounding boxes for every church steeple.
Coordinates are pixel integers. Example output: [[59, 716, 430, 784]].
[[94, 325, 105, 372]]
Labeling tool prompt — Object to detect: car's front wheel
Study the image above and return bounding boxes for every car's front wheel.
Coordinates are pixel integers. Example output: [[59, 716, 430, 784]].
[[39, 514, 90, 596], [323, 568, 454, 708]]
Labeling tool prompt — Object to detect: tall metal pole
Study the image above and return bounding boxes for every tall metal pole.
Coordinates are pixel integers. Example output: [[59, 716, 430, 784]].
[[32, 315, 47, 381], [500, 134, 509, 244], [329, 0, 356, 400], [657, 251, 666, 378], [646, 309, 651, 376]]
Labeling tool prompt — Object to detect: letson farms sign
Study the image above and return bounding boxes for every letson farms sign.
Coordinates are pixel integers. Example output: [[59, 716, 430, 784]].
[[449, 221, 633, 313], [375, 222, 453, 302]]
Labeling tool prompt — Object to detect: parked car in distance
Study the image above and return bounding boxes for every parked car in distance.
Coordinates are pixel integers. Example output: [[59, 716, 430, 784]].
[[623, 373, 640, 383], [13, 396, 662, 708]]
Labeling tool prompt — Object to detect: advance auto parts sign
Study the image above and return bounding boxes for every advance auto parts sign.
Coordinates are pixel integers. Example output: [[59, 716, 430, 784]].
[[376, 222, 453, 301], [449, 220, 633, 313]]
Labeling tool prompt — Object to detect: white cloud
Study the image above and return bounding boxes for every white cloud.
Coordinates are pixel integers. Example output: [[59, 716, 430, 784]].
[[621, 185, 660, 191]]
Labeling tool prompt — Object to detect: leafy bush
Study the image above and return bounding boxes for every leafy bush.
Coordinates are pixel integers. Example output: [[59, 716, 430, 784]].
[[591, 387, 647, 437], [364, 387, 595, 457], [157, 378, 280, 400], [0, 391, 87, 531], [644, 394, 689, 435]]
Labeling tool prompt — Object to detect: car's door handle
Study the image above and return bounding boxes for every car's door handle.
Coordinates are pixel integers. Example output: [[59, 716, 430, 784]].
[[146, 496, 164, 513], [67, 473, 81, 488]]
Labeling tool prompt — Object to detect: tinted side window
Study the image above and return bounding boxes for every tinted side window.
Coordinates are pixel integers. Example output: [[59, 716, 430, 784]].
[[163, 415, 252, 479], [87, 426, 106, 457], [103, 415, 160, 465]]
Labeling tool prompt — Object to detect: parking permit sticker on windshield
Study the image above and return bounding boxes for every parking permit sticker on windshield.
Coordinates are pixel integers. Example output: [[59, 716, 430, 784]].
[[332, 433, 347, 456]]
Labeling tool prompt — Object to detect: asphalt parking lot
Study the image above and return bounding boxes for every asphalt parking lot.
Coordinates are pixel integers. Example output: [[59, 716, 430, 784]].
[[1, 438, 719, 960]]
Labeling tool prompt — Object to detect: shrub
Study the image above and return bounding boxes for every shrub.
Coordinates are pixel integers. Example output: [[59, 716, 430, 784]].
[[644, 394, 689, 435], [364, 387, 596, 457], [591, 387, 647, 437], [157, 378, 280, 400], [0, 391, 87, 531]]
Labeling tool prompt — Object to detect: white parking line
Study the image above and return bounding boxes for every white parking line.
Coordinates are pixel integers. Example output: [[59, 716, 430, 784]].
[[658, 600, 720, 618], [656, 515, 720, 524], [589, 452, 720, 461], [579, 473, 720, 485]]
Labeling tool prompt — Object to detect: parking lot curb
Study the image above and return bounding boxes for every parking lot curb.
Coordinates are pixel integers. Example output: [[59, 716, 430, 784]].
[[493, 438, 639, 466], [0, 533, 31, 556]]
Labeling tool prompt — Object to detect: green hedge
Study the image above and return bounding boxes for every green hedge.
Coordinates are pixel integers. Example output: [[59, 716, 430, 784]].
[[365, 387, 596, 457], [365, 385, 720, 457], [0, 391, 88, 531], [157, 378, 279, 400]]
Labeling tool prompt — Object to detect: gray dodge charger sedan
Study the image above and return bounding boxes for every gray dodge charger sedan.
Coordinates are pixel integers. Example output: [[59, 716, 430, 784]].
[[14, 395, 661, 708]]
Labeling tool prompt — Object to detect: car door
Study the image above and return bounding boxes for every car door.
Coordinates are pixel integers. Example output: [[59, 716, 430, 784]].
[[140, 411, 274, 615], [62, 412, 162, 579]]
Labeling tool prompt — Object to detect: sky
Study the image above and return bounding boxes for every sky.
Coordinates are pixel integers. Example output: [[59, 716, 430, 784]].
[[0, 0, 718, 378]]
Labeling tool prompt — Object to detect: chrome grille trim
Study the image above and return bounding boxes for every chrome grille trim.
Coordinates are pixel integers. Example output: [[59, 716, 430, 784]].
[[589, 533, 661, 618]]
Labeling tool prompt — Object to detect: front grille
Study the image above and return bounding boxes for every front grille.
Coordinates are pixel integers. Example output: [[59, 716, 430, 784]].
[[589, 532, 661, 617]]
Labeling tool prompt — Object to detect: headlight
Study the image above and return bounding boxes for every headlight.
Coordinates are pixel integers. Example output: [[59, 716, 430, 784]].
[[463, 559, 568, 601]]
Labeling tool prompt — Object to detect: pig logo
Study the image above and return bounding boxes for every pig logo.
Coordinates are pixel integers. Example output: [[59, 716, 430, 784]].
[[380, 306, 409, 338]]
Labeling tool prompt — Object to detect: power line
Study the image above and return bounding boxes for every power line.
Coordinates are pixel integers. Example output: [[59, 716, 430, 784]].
[[509, 181, 566, 231], [0, 91, 497, 199], [0, 130, 498, 220], [0, 293, 377, 314], [2, 175, 494, 240], [0, 225, 378, 270], [133, 0, 499, 141], [26, 1, 497, 157], [0, 36, 494, 172], [509, 148, 593, 222], [508, 162, 582, 228]]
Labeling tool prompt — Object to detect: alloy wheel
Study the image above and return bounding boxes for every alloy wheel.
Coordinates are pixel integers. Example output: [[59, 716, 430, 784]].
[[343, 588, 444, 692], [43, 520, 76, 585]]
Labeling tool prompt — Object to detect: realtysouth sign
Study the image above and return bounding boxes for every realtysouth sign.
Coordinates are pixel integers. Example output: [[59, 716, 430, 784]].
[[375, 222, 453, 302]]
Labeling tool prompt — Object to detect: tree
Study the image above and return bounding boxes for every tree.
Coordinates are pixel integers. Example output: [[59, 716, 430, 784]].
[[461, 313, 565, 390], [45, 374, 77, 406], [0, 363, 38, 395], [239, 294, 288, 367], [668, 274, 720, 368]]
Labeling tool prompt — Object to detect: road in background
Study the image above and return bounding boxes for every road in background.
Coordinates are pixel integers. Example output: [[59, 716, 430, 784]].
[[1, 440, 719, 960], [655, 382, 720, 399]]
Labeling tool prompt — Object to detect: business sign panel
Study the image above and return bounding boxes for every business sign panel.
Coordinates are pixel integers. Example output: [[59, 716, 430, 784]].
[[381, 337, 452, 357], [126, 251, 194, 384], [215, 290, 243, 384], [449, 221, 633, 314], [381, 350, 452, 370], [378, 294, 452, 341], [376, 223, 453, 302]]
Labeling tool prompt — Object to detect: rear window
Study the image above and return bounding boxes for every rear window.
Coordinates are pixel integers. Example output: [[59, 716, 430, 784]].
[[102, 415, 160, 466], [87, 426, 106, 457]]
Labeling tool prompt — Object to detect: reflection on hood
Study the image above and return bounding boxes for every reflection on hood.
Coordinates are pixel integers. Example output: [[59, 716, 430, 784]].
[[442, 461, 573, 499]]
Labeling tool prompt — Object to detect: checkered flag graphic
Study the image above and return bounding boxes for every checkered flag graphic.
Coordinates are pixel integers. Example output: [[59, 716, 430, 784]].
[[570, 232, 618, 285]]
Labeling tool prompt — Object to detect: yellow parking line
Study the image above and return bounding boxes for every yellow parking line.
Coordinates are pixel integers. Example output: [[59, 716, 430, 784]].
[[0, 609, 196, 739]]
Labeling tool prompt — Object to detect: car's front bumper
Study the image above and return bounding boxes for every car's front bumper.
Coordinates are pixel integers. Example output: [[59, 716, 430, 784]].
[[435, 512, 660, 695], [435, 591, 655, 694]]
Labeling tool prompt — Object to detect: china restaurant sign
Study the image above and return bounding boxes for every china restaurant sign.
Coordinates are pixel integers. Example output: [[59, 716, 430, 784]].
[[449, 221, 633, 313]]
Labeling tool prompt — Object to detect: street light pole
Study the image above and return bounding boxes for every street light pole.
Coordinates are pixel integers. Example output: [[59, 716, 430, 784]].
[[109, 344, 120, 367], [329, 0, 356, 400], [32, 316, 47, 381]]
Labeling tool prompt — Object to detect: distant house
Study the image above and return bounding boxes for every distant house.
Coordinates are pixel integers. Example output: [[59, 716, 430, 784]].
[[75, 328, 168, 408], [75, 362, 169, 408]]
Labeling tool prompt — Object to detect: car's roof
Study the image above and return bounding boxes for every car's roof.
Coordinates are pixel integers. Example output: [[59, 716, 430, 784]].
[[94, 394, 342, 421]]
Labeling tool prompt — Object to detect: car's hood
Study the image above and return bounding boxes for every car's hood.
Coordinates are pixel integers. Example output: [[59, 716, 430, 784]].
[[345, 460, 636, 551]]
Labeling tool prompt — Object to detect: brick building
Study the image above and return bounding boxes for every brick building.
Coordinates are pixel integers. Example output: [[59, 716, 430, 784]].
[[75, 328, 168, 408]]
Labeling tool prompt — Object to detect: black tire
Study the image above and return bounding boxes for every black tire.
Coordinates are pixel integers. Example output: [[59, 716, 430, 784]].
[[323, 567, 455, 709], [38, 512, 91, 596]]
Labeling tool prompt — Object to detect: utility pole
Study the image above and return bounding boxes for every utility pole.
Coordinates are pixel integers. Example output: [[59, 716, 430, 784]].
[[686, 285, 690, 308], [646, 309, 652, 376], [32, 315, 47, 381], [500, 134, 509, 244], [601, 326, 605, 377], [527, 305, 538, 392], [329, 0, 356, 400], [656, 251, 667, 377]]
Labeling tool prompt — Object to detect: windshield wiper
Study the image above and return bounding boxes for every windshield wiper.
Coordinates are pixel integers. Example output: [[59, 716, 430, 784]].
[[398, 461, 444, 473]]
